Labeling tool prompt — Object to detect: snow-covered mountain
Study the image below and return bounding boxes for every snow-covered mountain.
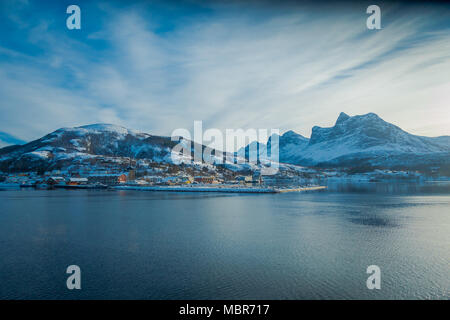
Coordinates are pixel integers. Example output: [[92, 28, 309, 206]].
[[1, 113, 449, 173], [237, 130, 309, 163], [0, 124, 181, 172], [302, 112, 449, 167], [239, 112, 450, 169]]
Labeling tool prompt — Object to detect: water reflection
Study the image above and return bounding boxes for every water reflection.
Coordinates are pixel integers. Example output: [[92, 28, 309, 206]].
[[326, 181, 450, 194], [0, 182, 449, 299]]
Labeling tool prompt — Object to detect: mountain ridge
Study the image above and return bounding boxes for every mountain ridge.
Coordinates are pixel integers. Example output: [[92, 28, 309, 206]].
[[1, 113, 449, 173], [238, 112, 450, 168]]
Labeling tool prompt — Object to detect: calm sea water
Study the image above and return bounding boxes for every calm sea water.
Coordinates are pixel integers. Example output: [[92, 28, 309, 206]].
[[0, 182, 449, 299]]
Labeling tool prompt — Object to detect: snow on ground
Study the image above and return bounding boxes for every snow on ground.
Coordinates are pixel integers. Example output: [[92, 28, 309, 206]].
[[26, 150, 51, 159]]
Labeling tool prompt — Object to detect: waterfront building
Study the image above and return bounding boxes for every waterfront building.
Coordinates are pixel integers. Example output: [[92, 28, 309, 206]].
[[67, 177, 88, 185], [46, 177, 66, 185], [194, 176, 216, 184], [87, 174, 127, 185]]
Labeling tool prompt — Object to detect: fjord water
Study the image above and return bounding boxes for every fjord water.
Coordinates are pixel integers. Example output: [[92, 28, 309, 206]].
[[0, 183, 449, 299]]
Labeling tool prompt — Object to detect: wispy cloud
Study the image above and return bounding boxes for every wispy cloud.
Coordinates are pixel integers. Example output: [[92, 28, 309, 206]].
[[0, 0, 449, 145]]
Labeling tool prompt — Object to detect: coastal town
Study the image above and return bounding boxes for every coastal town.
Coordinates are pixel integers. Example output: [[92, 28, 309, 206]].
[[0, 168, 326, 193], [0, 114, 447, 193], [0, 166, 260, 189], [0, 157, 433, 193], [0, 153, 332, 193]]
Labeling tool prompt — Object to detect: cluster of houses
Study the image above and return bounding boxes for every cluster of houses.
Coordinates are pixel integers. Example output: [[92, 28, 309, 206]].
[[0, 169, 133, 188], [132, 173, 261, 186], [48, 173, 129, 186], [1, 169, 264, 189]]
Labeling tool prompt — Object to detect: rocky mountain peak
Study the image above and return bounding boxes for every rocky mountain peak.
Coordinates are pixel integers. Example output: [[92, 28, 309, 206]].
[[335, 112, 350, 125]]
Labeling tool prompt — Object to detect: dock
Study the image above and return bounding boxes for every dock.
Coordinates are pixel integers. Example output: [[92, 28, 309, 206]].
[[113, 185, 327, 193], [277, 186, 327, 193]]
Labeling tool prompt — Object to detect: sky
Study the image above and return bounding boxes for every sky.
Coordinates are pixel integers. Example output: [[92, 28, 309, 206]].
[[0, 0, 449, 148]]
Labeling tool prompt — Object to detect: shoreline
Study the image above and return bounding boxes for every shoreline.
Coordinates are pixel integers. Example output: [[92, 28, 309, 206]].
[[0, 183, 327, 193], [112, 185, 327, 193]]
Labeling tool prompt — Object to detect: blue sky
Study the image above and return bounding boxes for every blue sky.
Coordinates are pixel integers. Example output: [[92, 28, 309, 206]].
[[0, 0, 449, 147]]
